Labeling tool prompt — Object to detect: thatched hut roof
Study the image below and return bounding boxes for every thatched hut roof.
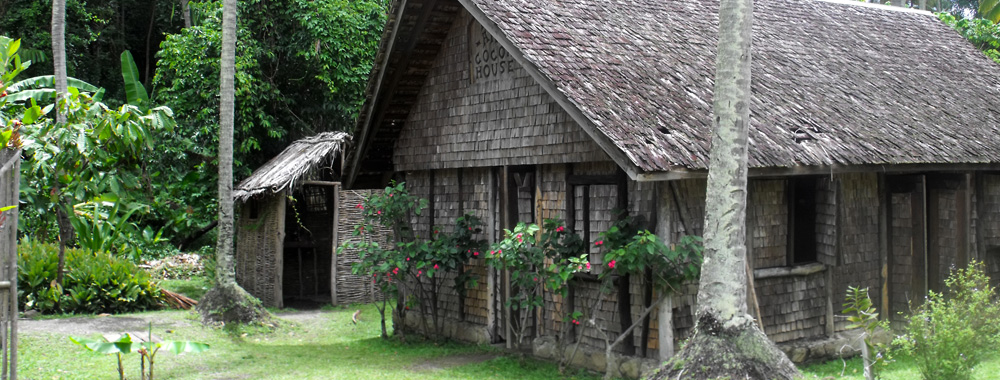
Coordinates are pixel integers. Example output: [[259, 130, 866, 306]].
[[234, 132, 350, 202], [347, 0, 1000, 186]]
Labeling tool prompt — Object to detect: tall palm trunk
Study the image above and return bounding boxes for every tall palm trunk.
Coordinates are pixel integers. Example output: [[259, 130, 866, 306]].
[[196, 0, 270, 325], [653, 0, 798, 377], [216, 0, 237, 288], [51, 0, 72, 287]]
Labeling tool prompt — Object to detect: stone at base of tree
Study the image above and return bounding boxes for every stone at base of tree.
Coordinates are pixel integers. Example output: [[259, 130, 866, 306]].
[[649, 314, 800, 380], [197, 283, 273, 326]]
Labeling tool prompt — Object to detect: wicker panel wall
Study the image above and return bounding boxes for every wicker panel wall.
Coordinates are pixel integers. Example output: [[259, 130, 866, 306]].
[[393, 10, 609, 172], [235, 195, 284, 308], [335, 189, 392, 305]]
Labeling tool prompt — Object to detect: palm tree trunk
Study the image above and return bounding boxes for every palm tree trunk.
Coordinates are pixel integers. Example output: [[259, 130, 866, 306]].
[[196, 0, 270, 325], [652, 0, 798, 377], [52, 0, 72, 288], [217, 0, 237, 288]]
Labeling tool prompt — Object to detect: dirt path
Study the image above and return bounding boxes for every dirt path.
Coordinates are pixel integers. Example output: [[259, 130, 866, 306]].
[[18, 313, 197, 336]]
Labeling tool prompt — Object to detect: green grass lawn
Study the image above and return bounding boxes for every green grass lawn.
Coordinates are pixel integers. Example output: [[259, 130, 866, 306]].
[[799, 352, 1000, 379], [18, 303, 602, 380], [158, 276, 212, 301]]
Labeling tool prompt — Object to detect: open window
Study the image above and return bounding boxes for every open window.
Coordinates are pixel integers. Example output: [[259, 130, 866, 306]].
[[788, 177, 818, 265], [749, 177, 821, 269]]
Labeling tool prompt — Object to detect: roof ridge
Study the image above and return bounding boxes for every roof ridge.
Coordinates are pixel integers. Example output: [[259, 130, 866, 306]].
[[814, 0, 935, 16]]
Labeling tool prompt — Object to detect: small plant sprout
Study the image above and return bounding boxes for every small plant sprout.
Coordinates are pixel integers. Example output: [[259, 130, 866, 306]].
[[70, 323, 209, 380], [842, 286, 890, 380]]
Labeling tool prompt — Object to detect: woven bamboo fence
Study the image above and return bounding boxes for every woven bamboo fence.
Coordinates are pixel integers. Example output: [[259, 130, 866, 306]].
[[334, 189, 392, 305], [0, 148, 20, 379]]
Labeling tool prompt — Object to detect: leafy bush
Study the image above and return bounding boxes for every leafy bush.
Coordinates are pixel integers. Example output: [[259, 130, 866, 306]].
[[18, 242, 164, 314], [893, 261, 1000, 380]]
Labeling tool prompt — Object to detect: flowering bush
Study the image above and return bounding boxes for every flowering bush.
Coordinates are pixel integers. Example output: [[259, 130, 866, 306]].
[[343, 181, 488, 338], [485, 220, 587, 347]]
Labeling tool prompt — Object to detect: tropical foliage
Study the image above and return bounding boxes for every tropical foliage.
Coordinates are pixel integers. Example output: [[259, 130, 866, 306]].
[[17, 241, 163, 314]]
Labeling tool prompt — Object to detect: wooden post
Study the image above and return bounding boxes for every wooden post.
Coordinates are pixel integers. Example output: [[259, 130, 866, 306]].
[[331, 183, 340, 305], [654, 182, 674, 360], [275, 195, 286, 309], [486, 168, 498, 342], [975, 174, 986, 262], [658, 296, 674, 359], [501, 166, 512, 349], [879, 173, 889, 321], [826, 269, 835, 336]]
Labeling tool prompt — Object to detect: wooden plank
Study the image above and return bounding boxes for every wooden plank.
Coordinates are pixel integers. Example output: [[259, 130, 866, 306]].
[[617, 274, 635, 355], [487, 167, 498, 343], [568, 175, 619, 186], [879, 173, 889, 321], [566, 164, 575, 231], [303, 180, 340, 186], [331, 183, 340, 305], [958, 174, 971, 266], [640, 269, 652, 357], [975, 173, 987, 262], [429, 170, 436, 237], [927, 184, 941, 294], [275, 195, 287, 309], [914, 175, 927, 301]]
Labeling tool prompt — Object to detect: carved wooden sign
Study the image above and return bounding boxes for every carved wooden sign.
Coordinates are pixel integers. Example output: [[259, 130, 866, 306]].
[[469, 21, 516, 83]]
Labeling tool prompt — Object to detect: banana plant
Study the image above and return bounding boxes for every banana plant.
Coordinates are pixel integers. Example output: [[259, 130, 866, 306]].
[[70, 323, 209, 380], [982, 0, 1000, 24]]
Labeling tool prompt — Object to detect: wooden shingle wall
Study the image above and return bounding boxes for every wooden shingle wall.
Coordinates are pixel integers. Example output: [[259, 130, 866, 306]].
[[236, 195, 284, 308], [461, 168, 493, 325], [977, 174, 1000, 287], [393, 10, 610, 171], [929, 178, 962, 293], [890, 192, 916, 322], [816, 177, 838, 266], [659, 179, 707, 348], [832, 173, 882, 331], [405, 171, 433, 239], [748, 180, 788, 269], [755, 273, 827, 342]]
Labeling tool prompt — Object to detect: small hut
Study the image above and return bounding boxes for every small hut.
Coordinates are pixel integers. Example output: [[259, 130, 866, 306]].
[[233, 132, 386, 308]]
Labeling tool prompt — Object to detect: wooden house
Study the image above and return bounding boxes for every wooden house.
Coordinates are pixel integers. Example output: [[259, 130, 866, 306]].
[[343, 0, 1000, 370], [234, 132, 389, 308]]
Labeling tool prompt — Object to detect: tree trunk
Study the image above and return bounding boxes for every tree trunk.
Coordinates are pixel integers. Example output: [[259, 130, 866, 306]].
[[890, 0, 904, 7], [52, 0, 71, 287], [652, 0, 799, 378], [51, 0, 67, 123], [180, 0, 192, 28], [216, 0, 237, 290], [197, 0, 270, 325]]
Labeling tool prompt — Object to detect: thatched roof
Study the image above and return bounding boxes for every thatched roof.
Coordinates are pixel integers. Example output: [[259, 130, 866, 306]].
[[348, 0, 1000, 186], [234, 132, 350, 201]]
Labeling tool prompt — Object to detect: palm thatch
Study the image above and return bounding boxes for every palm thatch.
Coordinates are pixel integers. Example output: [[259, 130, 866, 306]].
[[234, 132, 350, 202]]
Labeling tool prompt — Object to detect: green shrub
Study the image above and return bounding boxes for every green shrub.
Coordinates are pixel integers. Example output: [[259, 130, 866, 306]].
[[17, 242, 164, 314], [894, 261, 1000, 380]]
